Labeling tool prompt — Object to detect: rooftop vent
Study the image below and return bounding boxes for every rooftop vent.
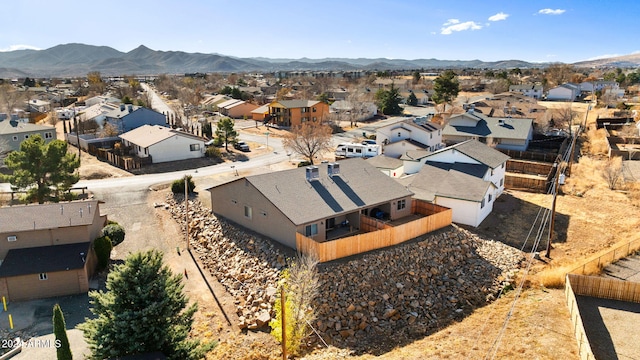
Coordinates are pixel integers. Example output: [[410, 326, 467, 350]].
[[328, 162, 340, 176], [120, 104, 125, 111], [128, 105, 133, 113], [498, 119, 505, 126], [305, 166, 320, 181]]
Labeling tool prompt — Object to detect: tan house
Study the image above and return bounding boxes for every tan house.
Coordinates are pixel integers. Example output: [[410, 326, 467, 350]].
[[0, 201, 106, 301], [251, 104, 270, 122], [217, 99, 259, 119], [267, 100, 330, 127]]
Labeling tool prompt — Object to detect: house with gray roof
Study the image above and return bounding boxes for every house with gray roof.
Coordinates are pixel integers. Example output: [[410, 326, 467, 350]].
[[0, 118, 57, 153], [509, 84, 543, 99], [104, 104, 167, 134], [377, 117, 443, 158], [0, 200, 106, 301], [207, 158, 415, 249], [442, 111, 533, 151], [399, 164, 497, 227], [400, 139, 510, 196], [366, 155, 404, 178]]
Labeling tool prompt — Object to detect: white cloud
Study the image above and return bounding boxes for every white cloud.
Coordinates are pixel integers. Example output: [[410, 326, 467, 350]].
[[441, 20, 482, 35], [488, 12, 509, 21], [0, 44, 41, 52], [538, 8, 565, 15]]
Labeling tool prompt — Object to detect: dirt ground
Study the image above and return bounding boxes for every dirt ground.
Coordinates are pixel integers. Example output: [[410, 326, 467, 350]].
[[46, 104, 640, 359]]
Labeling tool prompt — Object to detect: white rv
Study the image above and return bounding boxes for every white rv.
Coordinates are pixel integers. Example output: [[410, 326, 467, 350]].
[[335, 142, 382, 158]]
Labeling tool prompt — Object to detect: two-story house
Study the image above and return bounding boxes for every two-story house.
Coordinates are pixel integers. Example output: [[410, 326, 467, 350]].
[[376, 117, 443, 158], [0, 201, 106, 301], [267, 100, 330, 127], [509, 84, 544, 99], [0, 117, 57, 153], [104, 104, 167, 134]]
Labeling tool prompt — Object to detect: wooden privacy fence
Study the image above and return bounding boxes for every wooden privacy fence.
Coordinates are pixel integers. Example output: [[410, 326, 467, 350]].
[[504, 175, 549, 192], [568, 274, 640, 303], [296, 201, 452, 262], [506, 160, 554, 175], [569, 237, 640, 276], [565, 275, 596, 360]]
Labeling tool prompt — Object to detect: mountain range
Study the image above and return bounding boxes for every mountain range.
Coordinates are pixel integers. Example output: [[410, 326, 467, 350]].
[[0, 43, 636, 78]]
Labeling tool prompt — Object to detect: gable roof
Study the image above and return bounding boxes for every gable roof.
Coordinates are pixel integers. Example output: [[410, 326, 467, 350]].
[[425, 161, 488, 179], [272, 100, 321, 109], [0, 119, 55, 136], [119, 125, 203, 148], [450, 139, 510, 168], [214, 158, 413, 225], [443, 112, 533, 142], [0, 200, 101, 232], [406, 164, 494, 202], [0, 242, 91, 277], [217, 99, 244, 109], [366, 155, 403, 169], [251, 104, 269, 114]]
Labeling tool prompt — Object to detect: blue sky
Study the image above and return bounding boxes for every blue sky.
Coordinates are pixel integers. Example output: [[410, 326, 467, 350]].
[[2, 0, 638, 63]]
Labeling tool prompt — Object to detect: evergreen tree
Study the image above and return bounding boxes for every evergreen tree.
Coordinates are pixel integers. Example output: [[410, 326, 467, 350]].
[[2, 135, 79, 204], [407, 92, 418, 106], [53, 304, 72, 360], [80, 250, 206, 360], [374, 83, 403, 115], [215, 118, 237, 151], [432, 70, 460, 113]]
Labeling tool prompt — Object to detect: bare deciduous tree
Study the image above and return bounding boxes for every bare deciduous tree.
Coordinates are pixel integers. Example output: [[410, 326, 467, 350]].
[[603, 156, 623, 190], [0, 84, 27, 113], [283, 122, 333, 164]]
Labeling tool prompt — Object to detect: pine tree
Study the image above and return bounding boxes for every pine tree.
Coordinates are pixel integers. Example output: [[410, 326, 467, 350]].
[[214, 118, 238, 151], [2, 135, 79, 204], [80, 250, 206, 360], [53, 304, 72, 360]]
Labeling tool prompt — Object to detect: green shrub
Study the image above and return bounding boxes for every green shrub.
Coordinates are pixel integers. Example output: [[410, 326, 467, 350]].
[[171, 175, 196, 194], [205, 146, 221, 159], [101, 224, 126, 246], [297, 161, 312, 168], [94, 236, 113, 271]]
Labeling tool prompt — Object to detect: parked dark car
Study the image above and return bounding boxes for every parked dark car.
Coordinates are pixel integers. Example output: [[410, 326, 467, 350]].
[[234, 141, 250, 152]]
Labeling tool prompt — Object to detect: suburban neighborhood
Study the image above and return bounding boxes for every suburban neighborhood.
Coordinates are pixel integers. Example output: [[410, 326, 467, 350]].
[[1, 11, 640, 358]]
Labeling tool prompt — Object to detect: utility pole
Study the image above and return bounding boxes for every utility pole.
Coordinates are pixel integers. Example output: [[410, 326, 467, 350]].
[[185, 176, 189, 250]]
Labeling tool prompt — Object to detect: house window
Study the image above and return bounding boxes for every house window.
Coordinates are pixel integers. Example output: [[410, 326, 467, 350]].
[[305, 223, 318, 237], [481, 199, 485, 208], [312, 117, 317, 122], [302, 117, 308, 122], [502, 163, 505, 169], [244, 205, 252, 219], [312, 107, 317, 112], [430, 133, 433, 139], [39, 273, 48, 281], [44, 132, 53, 139], [488, 194, 492, 202], [397, 199, 406, 210], [260, 210, 267, 217], [398, 132, 401, 138], [500, 178, 504, 186], [144, 148, 148, 155], [190, 144, 201, 151], [12, 135, 18, 141]]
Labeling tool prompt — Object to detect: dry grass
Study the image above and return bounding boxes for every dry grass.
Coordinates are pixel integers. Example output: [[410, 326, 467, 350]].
[[583, 128, 610, 156]]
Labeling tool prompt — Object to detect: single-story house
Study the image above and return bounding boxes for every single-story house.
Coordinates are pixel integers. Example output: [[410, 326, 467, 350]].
[[0, 118, 57, 153], [508, 84, 543, 99], [0, 200, 105, 301], [207, 158, 414, 249], [251, 104, 270, 122], [377, 117, 443, 158], [104, 104, 167, 134], [400, 164, 497, 227], [26, 99, 51, 113], [119, 125, 205, 163], [84, 95, 121, 107], [400, 139, 510, 196], [366, 155, 404, 178], [442, 111, 533, 151], [217, 99, 259, 119], [546, 83, 581, 101]]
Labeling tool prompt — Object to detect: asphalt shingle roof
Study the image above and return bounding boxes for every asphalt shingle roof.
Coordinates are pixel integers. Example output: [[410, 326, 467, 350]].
[[406, 165, 493, 202], [452, 139, 510, 168], [0, 200, 101, 232], [0, 119, 55, 135], [443, 112, 532, 142], [273, 100, 320, 109], [244, 158, 413, 225], [366, 155, 404, 169], [119, 125, 203, 148], [0, 242, 90, 277]]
